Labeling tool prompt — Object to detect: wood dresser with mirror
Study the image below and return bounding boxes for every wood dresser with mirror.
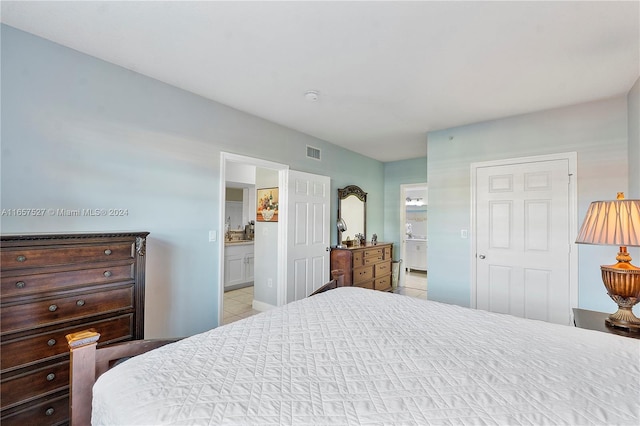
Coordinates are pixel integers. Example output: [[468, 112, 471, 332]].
[[0, 232, 148, 425], [331, 184, 394, 292]]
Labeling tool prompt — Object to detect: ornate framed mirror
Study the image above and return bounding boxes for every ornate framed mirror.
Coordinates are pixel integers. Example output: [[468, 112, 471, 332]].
[[337, 185, 367, 246]]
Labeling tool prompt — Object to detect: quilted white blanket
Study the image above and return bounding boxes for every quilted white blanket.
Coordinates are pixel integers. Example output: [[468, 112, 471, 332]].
[[92, 287, 640, 425]]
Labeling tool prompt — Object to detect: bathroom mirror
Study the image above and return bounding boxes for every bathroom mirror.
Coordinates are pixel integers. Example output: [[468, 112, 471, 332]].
[[337, 185, 367, 244]]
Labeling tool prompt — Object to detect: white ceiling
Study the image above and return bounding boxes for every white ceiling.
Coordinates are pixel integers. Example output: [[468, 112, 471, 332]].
[[2, 1, 638, 162]]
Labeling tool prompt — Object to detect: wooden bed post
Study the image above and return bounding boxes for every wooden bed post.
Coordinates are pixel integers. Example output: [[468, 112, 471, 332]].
[[309, 270, 346, 296], [331, 269, 345, 286], [66, 330, 179, 425], [67, 330, 101, 426]]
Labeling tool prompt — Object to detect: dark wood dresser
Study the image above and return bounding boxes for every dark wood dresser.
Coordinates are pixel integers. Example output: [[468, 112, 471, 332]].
[[0, 232, 148, 425], [330, 243, 393, 291]]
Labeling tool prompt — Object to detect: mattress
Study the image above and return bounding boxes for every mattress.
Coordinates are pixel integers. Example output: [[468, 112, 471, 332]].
[[92, 287, 640, 425]]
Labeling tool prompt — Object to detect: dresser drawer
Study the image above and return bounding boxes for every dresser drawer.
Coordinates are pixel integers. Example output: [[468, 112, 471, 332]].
[[375, 261, 391, 276], [374, 275, 391, 291], [383, 247, 391, 259], [363, 255, 383, 265], [1, 242, 134, 270], [355, 280, 374, 290], [1, 286, 134, 334], [352, 251, 364, 267], [353, 266, 373, 284], [0, 392, 68, 426], [1, 314, 133, 371], [364, 247, 384, 257], [1, 361, 69, 409], [1, 263, 134, 298]]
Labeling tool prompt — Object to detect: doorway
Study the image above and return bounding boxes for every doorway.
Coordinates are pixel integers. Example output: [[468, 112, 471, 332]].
[[471, 152, 578, 325], [222, 183, 256, 325], [399, 183, 428, 298], [219, 153, 331, 326], [219, 153, 289, 326]]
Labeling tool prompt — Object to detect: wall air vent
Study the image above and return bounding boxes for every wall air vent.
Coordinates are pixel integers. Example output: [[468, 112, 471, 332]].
[[306, 145, 321, 160]]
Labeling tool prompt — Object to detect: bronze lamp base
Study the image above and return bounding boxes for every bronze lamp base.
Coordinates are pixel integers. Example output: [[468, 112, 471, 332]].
[[601, 247, 640, 332]]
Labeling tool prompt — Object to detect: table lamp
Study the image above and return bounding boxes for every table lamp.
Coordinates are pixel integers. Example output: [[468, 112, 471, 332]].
[[575, 193, 640, 330], [336, 218, 347, 248]]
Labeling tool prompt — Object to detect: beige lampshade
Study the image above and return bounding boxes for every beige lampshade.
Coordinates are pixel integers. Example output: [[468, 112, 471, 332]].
[[576, 198, 640, 247]]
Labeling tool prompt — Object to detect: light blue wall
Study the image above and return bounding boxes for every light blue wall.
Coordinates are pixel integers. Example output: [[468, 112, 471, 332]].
[[4, 24, 634, 335], [427, 96, 632, 315], [0, 25, 385, 338], [628, 77, 639, 198], [254, 168, 279, 307], [627, 77, 639, 263], [383, 157, 428, 261]]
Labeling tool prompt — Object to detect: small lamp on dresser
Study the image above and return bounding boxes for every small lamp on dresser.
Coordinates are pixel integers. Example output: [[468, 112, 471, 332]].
[[575, 193, 640, 331], [336, 218, 347, 248]]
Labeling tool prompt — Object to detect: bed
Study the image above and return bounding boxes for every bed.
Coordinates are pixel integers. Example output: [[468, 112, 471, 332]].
[[69, 287, 639, 425]]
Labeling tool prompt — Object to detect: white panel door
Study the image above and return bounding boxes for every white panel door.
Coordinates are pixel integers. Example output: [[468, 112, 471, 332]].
[[476, 159, 571, 324], [286, 170, 330, 303]]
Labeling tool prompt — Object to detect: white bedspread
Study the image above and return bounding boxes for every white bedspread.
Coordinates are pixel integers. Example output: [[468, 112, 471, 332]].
[[92, 287, 640, 425]]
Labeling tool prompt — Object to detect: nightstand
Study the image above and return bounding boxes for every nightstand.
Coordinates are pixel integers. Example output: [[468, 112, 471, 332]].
[[573, 308, 640, 340]]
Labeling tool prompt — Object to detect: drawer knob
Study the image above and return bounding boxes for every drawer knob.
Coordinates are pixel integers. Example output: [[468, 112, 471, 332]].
[[47, 338, 56, 347], [104, 249, 112, 255], [46, 373, 56, 381], [45, 407, 55, 416], [48, 304, 58, 312], [16, 255, 26, 262], [76, 299, 85, 307], [15, 281, 26, 289], [104, 270, 112, 278]]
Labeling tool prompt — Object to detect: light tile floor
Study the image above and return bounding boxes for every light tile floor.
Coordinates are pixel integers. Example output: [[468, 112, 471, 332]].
[[223, 286, 260, 325], [393, 269, 428, 299], [223, 270, 428, 325]]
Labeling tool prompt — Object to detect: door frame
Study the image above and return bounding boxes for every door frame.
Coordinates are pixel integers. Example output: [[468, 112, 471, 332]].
[[219, 152, 289, 326], [469, 152, 578, 311]]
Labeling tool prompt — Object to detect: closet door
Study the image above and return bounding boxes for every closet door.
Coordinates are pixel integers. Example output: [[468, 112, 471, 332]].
[[475, 158, 572, 325]]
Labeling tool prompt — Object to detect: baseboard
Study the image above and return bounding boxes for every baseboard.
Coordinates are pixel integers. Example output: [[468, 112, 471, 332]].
[[252, 299, 276, 312], [224, 282, 254, 292]]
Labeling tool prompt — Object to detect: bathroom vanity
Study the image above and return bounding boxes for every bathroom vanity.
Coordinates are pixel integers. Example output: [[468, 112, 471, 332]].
[[224, 241, 254, 291]]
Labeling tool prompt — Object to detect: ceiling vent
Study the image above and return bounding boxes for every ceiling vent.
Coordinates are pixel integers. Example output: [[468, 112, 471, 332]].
[[306, 145, 321, 161]]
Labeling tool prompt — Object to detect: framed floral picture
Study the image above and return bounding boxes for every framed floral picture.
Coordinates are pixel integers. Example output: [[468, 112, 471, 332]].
[[256, 187, 279, 222]]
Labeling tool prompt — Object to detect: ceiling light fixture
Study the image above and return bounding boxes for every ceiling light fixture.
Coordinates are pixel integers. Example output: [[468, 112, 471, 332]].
[[304, 90, 319, 102], [406, 197, 424, 206]]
